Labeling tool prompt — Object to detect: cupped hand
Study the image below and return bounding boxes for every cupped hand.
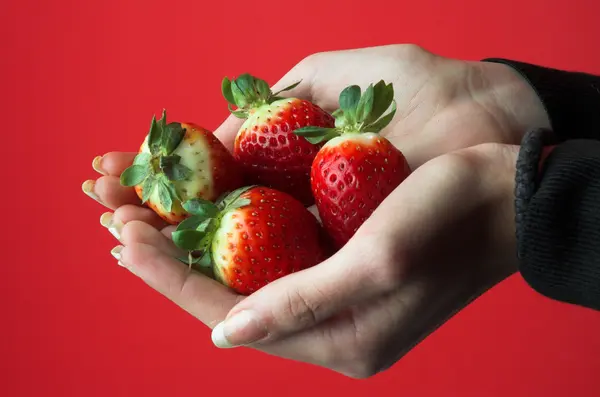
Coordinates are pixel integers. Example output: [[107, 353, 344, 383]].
[[96, 142, 519, 378], [81, 44, 550, 378]]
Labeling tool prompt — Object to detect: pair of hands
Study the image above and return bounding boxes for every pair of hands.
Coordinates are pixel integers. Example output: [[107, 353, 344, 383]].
[[83, 44, 550, 378]]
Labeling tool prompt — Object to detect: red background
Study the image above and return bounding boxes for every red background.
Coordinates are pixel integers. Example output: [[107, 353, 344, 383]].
[[3, 0, 600, 396]]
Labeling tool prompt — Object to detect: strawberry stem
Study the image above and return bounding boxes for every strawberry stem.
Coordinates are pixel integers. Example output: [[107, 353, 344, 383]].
[[221, 73, 301, 119], [120, 109, 192, 212], [171, 185, 257, 271], [294, 80, 397, 144]]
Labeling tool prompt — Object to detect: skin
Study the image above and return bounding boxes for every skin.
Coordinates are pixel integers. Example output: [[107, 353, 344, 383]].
[[82, 44, 550, 378]]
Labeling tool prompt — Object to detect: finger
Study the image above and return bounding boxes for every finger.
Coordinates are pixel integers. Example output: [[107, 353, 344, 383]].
[[213, 114, 244, 153], [119, 220, 184, 258], [269, 61, 315, 101], [114, 205, 167, 230], [114, 243, 242, 328], [82, 176, 141, 210], [92, 152, 138, 176], [209, 236, 399, 348]]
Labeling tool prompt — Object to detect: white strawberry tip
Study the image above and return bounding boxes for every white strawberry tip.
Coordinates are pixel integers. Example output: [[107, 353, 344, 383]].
[[171, 185, 258, 270], [293, 80, 397, 145]]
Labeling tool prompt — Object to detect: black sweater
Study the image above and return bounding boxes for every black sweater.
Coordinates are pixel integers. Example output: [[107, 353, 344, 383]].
[[483, 58, 600, 311]]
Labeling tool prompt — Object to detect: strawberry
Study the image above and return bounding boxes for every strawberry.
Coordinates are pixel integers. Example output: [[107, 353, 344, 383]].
[[295, 81, 412, 248], [171, 186, 325, 295], [120, 110, 244, 225], [221, 73, 334, 206]]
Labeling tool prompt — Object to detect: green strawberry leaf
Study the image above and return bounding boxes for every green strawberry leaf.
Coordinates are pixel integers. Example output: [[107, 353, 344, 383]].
[[366, 80, 395, 125], [133, 152, 151, 165], [294, 126, 336, 137], [158, 180, 173, 213], [230, 80, 248, 109], [233, 74, 258, 106], [339, 85, 361, 116], [230, 106, 248, 119], [162, 123, 186, 155], [255, 78, 271, 99], [158, 108, 167, 131], [305, 131, 340, 145], [163, 163, 192, 182], [221, 77, 236, 105], [217, 185, 256, 210], [272, 80, 301, 97], [176, 216, 206, 232], [147, 114, 162, 155], [331, 108, 344, 118], [120, 164, 148, 187], [172, 229, 207, 251], [195, 251, 213, 268], [165, 178, 182, 201], [200, 218, 217, 233], [355, 83, 375, 123], [227, 198, 251, 211], [159, 154, 181, 168], [141, 176, 155, 203], [365, 100, 397, 133], [295, 127, 340, 144], [234, 74, 252, 93], [182, 198, 219, 217]]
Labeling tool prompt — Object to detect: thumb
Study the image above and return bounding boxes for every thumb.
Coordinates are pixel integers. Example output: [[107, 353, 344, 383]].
[[210, 236, 398, 348]]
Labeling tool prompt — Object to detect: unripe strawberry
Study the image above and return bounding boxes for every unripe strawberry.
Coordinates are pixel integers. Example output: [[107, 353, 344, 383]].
[[120, 110, 243, 224]]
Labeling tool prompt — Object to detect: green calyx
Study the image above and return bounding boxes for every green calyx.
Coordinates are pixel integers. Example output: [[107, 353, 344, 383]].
[[120, 109, 192, 213], [172, 185, 256, 269], [294, 80, 397, 144], [221, 73, 301, 119]]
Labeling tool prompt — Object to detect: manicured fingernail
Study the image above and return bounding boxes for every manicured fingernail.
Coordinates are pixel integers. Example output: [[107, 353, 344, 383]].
[[211, 311, 268, 348], [82, 180, 100, 202], [92, 156, 107, 175], [111, 245, 123, 261], [100, 212, 124, 240]]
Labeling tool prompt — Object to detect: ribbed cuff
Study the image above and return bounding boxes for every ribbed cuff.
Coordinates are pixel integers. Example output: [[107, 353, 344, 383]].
[[514, 128, 555, 259], [515, 134, 600, 311], [483, 58, 600, 142]]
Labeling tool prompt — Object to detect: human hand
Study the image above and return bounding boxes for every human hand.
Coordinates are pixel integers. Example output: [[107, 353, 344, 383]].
[[102, 142, 519, 378], [82, 43, 549, 230], [81, 44, 546, 378], [214, 44, 549, 169]]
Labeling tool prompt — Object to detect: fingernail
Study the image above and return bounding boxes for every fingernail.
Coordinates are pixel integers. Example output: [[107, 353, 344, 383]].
[[81, 180, 100, 202], [111, 245, 123, 261], [92, 156, 107, 175], [211, 311, 268, 348], [100, 212, 124, 240]]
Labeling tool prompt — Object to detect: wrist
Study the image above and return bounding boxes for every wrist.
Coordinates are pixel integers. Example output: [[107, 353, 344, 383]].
[[473, 61, 552, 142], [458, 143, 521, 280]]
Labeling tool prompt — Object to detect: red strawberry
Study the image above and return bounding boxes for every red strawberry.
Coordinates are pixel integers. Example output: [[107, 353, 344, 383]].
[[221, 74, 334, 206], [295, 81, 412, 248], [120, 110, 244, 225], [172, 186, 325, 295]]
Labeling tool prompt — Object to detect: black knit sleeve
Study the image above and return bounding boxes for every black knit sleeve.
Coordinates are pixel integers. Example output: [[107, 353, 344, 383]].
[[483, 58, 600, 142], [515, 129, 600, 311]]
